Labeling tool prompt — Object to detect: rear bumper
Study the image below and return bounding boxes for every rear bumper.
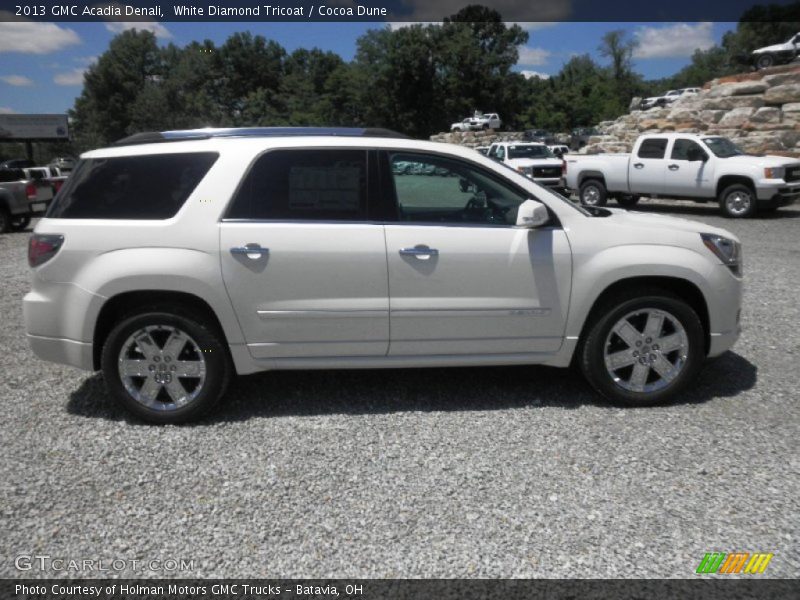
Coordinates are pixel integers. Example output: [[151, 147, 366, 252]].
[[27, 334, 94, 371]]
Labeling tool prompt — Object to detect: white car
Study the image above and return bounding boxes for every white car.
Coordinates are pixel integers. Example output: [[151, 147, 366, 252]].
[[471, 112, 501, 130], [488, 142, 564, 189], [24, 127, 742, 423], [548, 144, 570, 158], [450, 118, 473, 132], [640, 88, 700, 110], [563, 133, 800, 217], [752, 32, 800, 69]]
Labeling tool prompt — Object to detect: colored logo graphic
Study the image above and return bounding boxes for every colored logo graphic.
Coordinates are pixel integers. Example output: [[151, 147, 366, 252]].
[[696, 552, 774, 574]]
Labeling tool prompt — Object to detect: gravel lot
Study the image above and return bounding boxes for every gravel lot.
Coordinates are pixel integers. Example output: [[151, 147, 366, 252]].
[[1, 200, 798, 579]]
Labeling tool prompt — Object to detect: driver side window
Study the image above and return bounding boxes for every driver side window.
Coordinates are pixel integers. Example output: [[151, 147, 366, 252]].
[[388, 152, 527, 226]]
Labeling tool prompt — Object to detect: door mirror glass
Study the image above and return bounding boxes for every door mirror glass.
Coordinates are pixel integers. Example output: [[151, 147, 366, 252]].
[[515, 199, 549, 228], [687, 147, 708, 162]]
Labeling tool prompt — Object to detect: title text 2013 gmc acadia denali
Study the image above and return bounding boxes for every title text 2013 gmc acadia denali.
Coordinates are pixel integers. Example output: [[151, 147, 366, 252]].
[[24, 128, 743, 423]]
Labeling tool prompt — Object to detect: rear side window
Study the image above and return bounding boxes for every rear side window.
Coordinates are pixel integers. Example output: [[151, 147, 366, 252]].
[[47, 152, 218, 219], [637, 139, 668, 159], [226, 149, 368, 221]]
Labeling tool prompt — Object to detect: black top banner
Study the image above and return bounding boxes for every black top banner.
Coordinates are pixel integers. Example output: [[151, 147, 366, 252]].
[[0, 0, 798, 23]]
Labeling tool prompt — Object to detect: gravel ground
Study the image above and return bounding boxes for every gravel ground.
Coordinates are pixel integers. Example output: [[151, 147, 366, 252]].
[[1, 201, 798, 579]]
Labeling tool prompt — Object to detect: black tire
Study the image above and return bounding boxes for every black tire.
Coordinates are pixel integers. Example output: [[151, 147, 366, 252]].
[[578, 290, 705, 407], [579, 179, 608, 207], [718, 183, 757, 218], [482, 124, 489, 130], [756, 53, 775, 69], [101, 308, 232, 424], [0, 206, 10, 234], [10, 216, 31, 231], [616, 195, 640, 208]]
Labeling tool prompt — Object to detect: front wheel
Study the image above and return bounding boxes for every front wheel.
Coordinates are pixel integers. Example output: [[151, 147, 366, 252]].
[[579, 291, 705, 406], [579, 179, 608, 207], [101, 309, 232, 424], [719, 183, 757, 218]]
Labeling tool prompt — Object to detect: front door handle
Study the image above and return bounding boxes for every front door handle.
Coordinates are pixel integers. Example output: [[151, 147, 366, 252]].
[[633, 163, 644, 169], [230, 243, 269, 258], [668, 164, 680, 171], [399, 246, 439, 260]]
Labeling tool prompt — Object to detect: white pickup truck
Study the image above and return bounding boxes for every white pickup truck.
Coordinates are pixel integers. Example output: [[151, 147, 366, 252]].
[[487, 142, 564, 190], [563, 133, 800, 217]]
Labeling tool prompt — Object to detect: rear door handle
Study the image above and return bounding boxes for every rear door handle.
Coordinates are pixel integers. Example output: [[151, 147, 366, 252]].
[[399, 246, 439, 260], [633, 163, 644, 169], [668, 164, 680, 171], [230, 243, 269, 258]]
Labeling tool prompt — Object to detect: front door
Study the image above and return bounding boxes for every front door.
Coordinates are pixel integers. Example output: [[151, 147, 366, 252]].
[[220, 148, 389, 360], [381, 151, 572, 357], [663, 138, 713, 198]]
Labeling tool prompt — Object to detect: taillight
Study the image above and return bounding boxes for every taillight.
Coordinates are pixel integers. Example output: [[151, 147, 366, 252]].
[[52, 180, 64, 193], [28, 234, 64, 268], [25, 183, 37, 200]]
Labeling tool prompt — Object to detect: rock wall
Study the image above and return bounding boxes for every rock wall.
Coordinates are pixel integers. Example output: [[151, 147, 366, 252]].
[[586, 64, 800, 157], [429, 130, 570, 148]]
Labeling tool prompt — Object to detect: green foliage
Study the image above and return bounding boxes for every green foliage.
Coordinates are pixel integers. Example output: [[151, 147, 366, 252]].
[[68, 2, 800, 151]]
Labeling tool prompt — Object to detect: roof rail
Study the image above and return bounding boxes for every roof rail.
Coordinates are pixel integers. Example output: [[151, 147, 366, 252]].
[[112, 127, 410, 146]]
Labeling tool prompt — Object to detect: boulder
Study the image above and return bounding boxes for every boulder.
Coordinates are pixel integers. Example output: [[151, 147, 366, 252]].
[[699, 95, 766, 110], [763, 84, 800, 105], [748, 106, 782, 124], [699, 110, 727, 124], [708, 81, 768, 97], [782, 102, 800, 112], [762, 71, 800, 87], [718, 107, 756, 127]]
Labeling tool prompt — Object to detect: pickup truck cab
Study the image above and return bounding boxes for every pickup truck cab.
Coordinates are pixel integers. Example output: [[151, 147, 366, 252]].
[[471, 112, 501, 130], [488, 142, 564, 190], [564, 133, 800, 217]]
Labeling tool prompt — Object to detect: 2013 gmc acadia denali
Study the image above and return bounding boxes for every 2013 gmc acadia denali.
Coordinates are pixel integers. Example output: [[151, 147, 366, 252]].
[[23, 128, 743, 423]]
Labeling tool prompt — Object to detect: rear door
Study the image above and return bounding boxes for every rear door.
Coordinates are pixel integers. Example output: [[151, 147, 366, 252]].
[[379, 150, 572, 357], [629, 137, 668, 194], [219, 148, 389, 360]]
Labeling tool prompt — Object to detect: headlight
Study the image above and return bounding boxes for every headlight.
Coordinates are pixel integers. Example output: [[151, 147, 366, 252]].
[[701, 233, 742, 276], [764, 166, 785, 179]]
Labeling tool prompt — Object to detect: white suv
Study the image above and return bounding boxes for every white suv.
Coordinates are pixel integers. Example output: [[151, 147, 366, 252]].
[[24, 127, 743, 423]]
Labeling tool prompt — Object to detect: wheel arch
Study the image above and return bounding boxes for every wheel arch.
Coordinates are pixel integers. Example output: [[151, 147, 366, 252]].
[[578, 171, 606, 189], [716, 174, 756, 198], [93, 290, 230, 371], [577, 276, 711, 357]]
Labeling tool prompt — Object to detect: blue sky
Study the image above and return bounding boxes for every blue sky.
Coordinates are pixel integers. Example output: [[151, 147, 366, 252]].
[[0, 20, 736, 115]]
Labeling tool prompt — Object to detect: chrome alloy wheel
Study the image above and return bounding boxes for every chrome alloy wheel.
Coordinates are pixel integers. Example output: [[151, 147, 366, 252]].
[[582, 184, 601, 205], [118, 325, 207, 411], [603, 309, 689, 394], [725, 189, 753, 216]]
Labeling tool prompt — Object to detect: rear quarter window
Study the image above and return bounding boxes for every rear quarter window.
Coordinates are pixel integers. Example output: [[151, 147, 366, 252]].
[[47, 152, 218, 219]]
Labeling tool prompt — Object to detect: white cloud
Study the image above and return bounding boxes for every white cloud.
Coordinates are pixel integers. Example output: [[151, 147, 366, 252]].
[[633, 22, 714, 59], [54, 68, 87, 86], [0, 106, 17, 114], [0, 11, 81, 54], [389, 0, 571, 22], [517, 47, 551, 66], [100, 3, 172, 40], [521, 70, 550, 80], [0, 75, 33, 86]]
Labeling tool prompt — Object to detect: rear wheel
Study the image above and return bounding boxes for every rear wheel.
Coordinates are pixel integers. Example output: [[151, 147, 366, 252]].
[[579, 179, 608, 207], [10, 216, 31, 231], [579, 291, 704, 407], [616, 195, 640, 208], [756, 53, 775, 69], [718, 183, 757, 218], [101, 309, 231, 424]]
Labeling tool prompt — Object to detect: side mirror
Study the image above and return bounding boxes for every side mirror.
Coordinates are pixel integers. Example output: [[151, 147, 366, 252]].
[[687, 148, 708, 162], [516, 199, 549, 228]]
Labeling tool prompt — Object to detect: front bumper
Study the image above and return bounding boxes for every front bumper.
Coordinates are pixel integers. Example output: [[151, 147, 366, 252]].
[[755, 179, 800, 203]]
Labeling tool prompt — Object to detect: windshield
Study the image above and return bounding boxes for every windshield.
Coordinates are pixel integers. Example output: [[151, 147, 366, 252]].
[[703, 137, 745, 158], [507, 145, 555, 159]]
